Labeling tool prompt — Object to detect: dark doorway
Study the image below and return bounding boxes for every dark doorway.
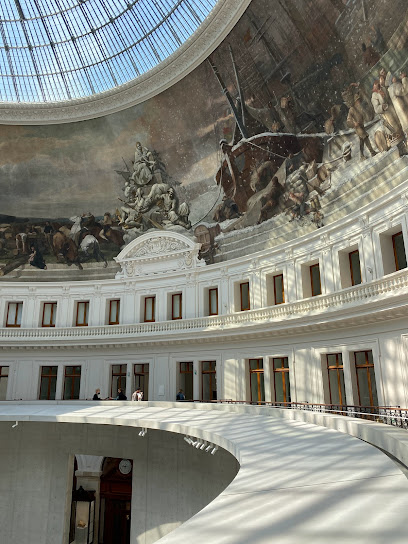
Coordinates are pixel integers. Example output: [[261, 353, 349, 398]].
[[99, 458, 132, 544]]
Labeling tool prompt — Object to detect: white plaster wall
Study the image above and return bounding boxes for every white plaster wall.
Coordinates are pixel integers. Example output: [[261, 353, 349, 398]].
[[0, 422, 238, 544]]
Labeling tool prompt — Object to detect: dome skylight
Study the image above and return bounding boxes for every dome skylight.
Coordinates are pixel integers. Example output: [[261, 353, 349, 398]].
[[0, 0, 217, 102]]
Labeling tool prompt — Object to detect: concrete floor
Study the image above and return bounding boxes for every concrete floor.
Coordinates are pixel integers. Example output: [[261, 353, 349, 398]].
[[0, 401, 407, 544]]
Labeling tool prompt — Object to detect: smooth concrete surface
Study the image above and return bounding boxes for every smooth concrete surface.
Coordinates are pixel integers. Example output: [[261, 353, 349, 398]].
[[0, 401, 408, 544]]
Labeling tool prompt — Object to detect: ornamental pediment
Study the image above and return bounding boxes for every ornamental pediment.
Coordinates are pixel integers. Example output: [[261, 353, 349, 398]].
[[114, 231, 204, 278]]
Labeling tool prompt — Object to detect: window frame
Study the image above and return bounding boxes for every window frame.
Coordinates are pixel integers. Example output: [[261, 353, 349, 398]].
[[75, 301, 89, 327], [272, 357, 291, 403], [201, 360, 217, 401], [0, 366, 9, 400], [348, 250, 362, 286], [39, 366, 58, 400], [249, 358, 264, 404], [310, 264, 322, 297], [208, 287, 219, 316], [134, 363, 149, 400], [354, 350, 377, 407], [63, 366, 82, 400], [6, 302, 23, 328], [240, 281, 250, 311], [42, 302, 57, 327], [108, 299, 120, 325], [144, 296, 156, 323], [326, 353, 346, 405], [171, 293, 182, 320], [392, 231, 407, 271], [110, 364, 127, 397], [273, 274, 285, 305]]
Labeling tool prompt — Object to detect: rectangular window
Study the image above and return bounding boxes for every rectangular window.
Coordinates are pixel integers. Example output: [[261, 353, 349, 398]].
[[392, 232, 407, 271], [76, 301, 89, 327], [134, 364, 149, 400], [172, 293, 182, 320], [273, 357, 291, 403], [249, 359, 265, 403], [0, 366, 9, 400], [63, 366, 81, 400], [354, 350, 378, 407], [208, 288, 218, 316], [326, 353, 346, 405], [144, 296, 155, 322], [111, 364, 127, 397], [273, 274, 285, 304], [6, 302, 22, 327], [42, 302, 57, 327], [240, 282, 250, 311], [179, 362, 193, 400], [349, 250, 362, 286], [108, 299, 120, 325], [201, 361, 217, 401], [310, 264, 321, 296], [39, 366, 58, 400]]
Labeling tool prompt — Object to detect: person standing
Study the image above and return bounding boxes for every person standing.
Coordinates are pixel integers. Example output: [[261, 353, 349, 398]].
[[176, 389, 185, 401]]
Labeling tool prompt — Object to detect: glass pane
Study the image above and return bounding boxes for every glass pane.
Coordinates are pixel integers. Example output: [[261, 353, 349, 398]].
[[180, 372, 193, 400], [0, 376, 8, 400], [202, 374, 210, 401], [274, 373, 284, 402], [145, 297, 154, 321], [135, 364, 143, 373], [310, 265, 321, 296], [110, 300, 119, 323], [369, 367, 378, 406], [357, 368, 371, 405], [64, 377, 73, 399], [355, 351, 367, 365], [274, 275, 284, 304], [328, 369, 345, 404], [394, 233, 407, 270], [77, 302, 88, 325], [39, 377, 49, 400], [74, 366, 81, 375], [209, 289, 218, 314], [43, 304, 52, 325], [112, 365, 121, 374], [286, 373, 291, 402], [73, 376, 80, 400], [0, 367, 9, 377], [16, 303, 22, 325], [172, 294, 181, 319], [65, 366, 74, 375], [273, 358, 283, 370], [283, 357, 289, 369], [327, 354, 337, 366], [367, 351, 374, 365], [349, 252, 362, 285], [241, 283, 250, 310]]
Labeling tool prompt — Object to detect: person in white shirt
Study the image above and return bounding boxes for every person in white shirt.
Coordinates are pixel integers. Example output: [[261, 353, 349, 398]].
[[132, 388, 144, 401]]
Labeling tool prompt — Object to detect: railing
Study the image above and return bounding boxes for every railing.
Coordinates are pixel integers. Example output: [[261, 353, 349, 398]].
[[0, 268, 407, 344], [187, 400, 408, 430]]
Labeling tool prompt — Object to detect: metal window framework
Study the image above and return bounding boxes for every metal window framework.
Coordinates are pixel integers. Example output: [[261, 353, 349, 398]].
[[0, 0, 218, 102]]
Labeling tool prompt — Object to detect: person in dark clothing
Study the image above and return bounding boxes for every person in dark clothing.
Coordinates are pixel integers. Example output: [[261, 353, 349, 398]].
[[28, 244, 47, 270], [116, 388, 127, 400], [176, 389, 185, 401], [93, 388, 101, 400]]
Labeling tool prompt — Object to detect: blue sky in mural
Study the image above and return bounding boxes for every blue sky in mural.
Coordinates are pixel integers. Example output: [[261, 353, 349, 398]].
[[0, 0, 217, 102]]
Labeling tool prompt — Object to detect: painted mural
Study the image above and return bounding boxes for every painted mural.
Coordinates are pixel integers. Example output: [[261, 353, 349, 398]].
[[1, 0, 408, 279]]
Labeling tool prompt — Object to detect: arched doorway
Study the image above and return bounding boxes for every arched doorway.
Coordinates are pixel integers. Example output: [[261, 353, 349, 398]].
[[99, 458, 132, 544]]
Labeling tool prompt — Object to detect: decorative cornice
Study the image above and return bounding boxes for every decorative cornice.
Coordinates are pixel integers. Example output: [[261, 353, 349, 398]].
[[0, 0, 252, 125]]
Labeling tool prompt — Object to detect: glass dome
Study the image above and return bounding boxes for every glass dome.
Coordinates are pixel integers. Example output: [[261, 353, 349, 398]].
[[0, 0, 217, 103]]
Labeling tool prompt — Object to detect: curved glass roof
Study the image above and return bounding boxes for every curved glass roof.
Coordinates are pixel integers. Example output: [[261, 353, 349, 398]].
[[0, 0, 217, 102]]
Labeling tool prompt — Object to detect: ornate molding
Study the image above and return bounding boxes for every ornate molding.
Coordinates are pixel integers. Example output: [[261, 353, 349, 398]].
[[0, 268, 407, 348], [114, 230, 204, 278], [0, 0, 252, 125]]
